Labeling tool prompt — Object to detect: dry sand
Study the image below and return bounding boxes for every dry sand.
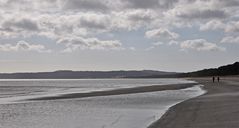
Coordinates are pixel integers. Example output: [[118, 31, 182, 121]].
[[148, 76, 239, 128]]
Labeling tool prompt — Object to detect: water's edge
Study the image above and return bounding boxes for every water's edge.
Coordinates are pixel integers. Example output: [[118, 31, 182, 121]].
[[147, 83, 207, 128], [0, 79, 206, 128]]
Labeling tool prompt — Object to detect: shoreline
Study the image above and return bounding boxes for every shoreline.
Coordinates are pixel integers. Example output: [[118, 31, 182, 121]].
[[148, 77, 239, 128], [0, 80, 205, 128], [26, 83, 197, 101]]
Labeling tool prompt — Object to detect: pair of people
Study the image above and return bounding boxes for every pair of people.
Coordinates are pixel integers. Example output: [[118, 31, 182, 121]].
[[212, 76, 220, 83]]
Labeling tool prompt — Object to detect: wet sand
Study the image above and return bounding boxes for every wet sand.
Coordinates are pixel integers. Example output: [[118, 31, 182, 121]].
[[0, 80, 204, 128], [148, 76, 239, 128], [27, 83, 197, 101]]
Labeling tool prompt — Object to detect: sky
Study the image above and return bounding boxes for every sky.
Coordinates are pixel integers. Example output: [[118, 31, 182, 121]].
[[0, 0, 239, 73]]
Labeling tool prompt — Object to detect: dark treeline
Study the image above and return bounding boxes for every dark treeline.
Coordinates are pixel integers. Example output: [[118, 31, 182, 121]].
[[179, 62, 239, 77], [131, 62, 239, 78]]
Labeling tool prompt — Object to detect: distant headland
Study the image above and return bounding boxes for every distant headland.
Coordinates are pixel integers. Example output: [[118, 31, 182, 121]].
[[0, 62, 238, 79]]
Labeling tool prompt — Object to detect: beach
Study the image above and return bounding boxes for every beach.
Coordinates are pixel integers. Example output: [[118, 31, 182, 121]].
[[0, 78, 204, 128], [27, 83, 198, 101], [148, 76, 239, 128], [3, 77, 239, 128]]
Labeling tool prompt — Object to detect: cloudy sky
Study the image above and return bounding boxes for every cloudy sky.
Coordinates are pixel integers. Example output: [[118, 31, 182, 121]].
[[0, 0, 238, 73]]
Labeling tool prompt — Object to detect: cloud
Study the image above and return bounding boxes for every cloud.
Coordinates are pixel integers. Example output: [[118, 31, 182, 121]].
[[122, 0, 160, 9], [164, 0, 229, 24], [213, 0, 239, 8], [122, 0, 178, 9], [200, 20, 225, 31], [221, 36, 239, 44], [0, 40, 51, 52], [62, 0, 109, 12], [111, 9, 157, 30], [37, 13, 108, 38], [0, 0, 238, 53], [200, 20, 239, 33], [126, 9, 156, 22], [145, 28, 179, 39], [178, 9, 227, 20], [57, 37, 123, 52], [180, 39, 225, 51], [146, 40, 179, 50], [168, 40, 178, 45], [145, 41, 164, 50], [35, 11, 156, 38], [3, 18, 38, 31], [225, 21, 239, 33], [78, 13, 110, 30], [0, 0, 234, 39]]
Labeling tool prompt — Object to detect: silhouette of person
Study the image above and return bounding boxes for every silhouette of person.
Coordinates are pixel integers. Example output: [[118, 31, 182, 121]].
[[213, 76, 215, 83], [217, 76, 220, 82]]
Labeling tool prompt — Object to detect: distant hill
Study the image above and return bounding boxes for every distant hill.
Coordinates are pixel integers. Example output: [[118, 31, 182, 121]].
[[0, 70, 177, 79], [0, 62, 237, 79], [180, 62, 239, 77]]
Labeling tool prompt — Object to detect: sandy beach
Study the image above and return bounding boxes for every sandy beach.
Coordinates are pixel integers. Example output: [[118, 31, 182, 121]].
[[27, 82, 198, 101], [0, 79, 205, 128], [148, 76, 239, 128]]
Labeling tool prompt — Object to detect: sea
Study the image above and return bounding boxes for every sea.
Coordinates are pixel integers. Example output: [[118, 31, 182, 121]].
[[0, 78, 205, 128]]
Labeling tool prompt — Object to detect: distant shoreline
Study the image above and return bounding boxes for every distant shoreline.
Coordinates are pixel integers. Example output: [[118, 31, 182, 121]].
[[148, 76, 239, 128], [0, 61, 237, 79]]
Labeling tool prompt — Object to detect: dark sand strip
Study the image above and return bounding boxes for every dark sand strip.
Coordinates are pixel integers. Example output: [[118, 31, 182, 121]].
[[28, 83, 197, 101], [148, 77, 239, 128]]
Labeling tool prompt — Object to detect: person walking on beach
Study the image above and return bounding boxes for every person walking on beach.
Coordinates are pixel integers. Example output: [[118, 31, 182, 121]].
[[217, 76, 220, 82], [213, 76, 215, 83]]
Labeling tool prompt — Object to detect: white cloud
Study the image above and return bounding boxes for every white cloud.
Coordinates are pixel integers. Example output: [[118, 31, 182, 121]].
[[57, 37, 123, 52], [180, 39, 225, 51], [0, 0, 236, 39], [145, 28, 179, 39], [0, 11, 156, 39], [145, 41, 164, 51], [165, 0, 229, 22], [126, 9, 156, 22], [0, 0, 238, 53], [111, 9, 157, 30], [221, 36, 239, 44], [200, 20, 225, 31], [168, 40, 178, 45], [78, 13, 110, 30], [199, 20, 239, 33], [0, 40, 51, 53], [225, 21, 239, 33]]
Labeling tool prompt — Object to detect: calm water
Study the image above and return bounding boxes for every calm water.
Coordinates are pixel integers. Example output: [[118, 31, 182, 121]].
[[0, 79, 205, 128]]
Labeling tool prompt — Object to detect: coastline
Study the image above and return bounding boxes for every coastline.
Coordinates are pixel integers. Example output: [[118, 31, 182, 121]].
[[27, 82, 197, 101], [0, 79, 205, 128], [148, 76, 239, 128]]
